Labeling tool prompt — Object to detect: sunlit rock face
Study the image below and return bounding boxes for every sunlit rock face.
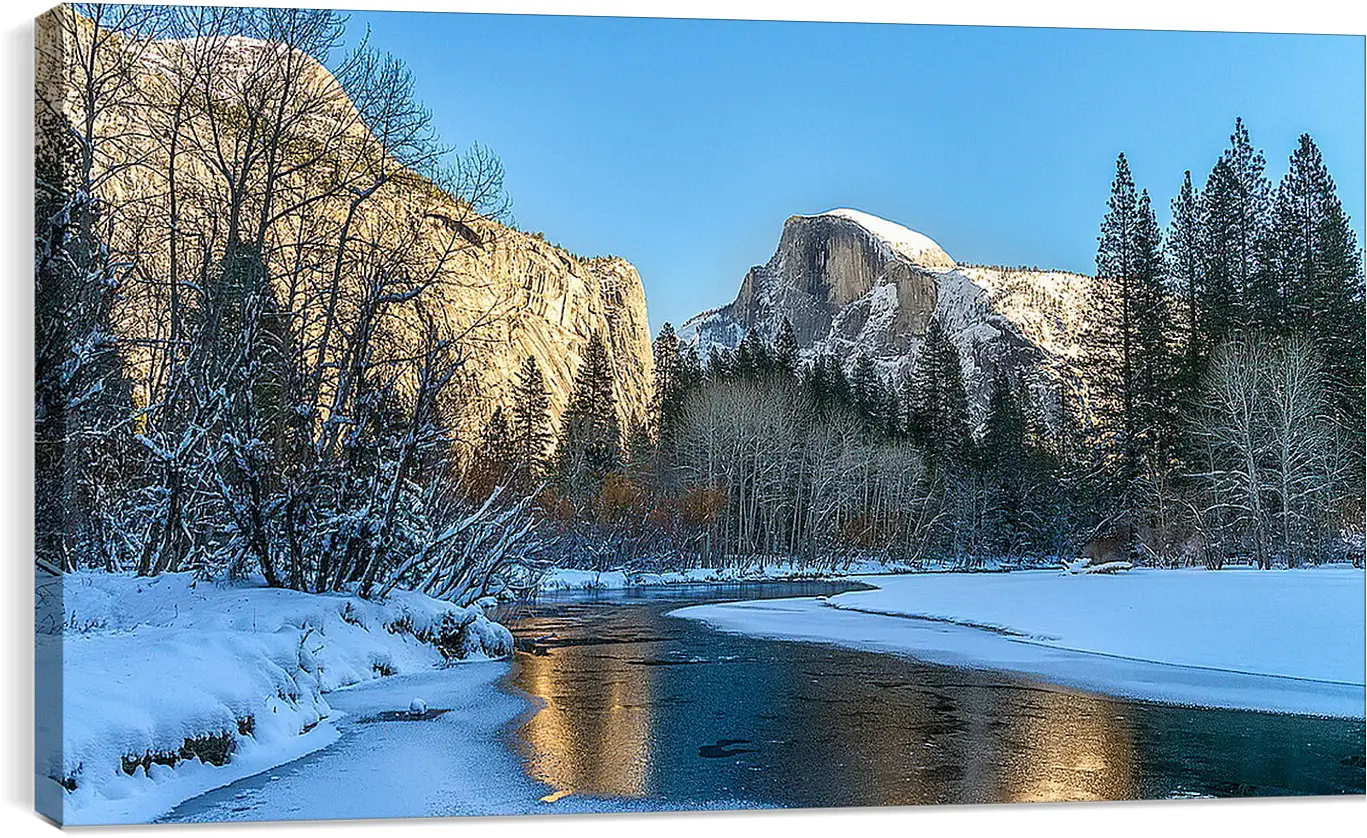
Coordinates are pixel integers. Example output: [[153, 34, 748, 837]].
[[681, 208, 1089, 428], [35, 13, 655, 436], [441, 237, 656, 433]]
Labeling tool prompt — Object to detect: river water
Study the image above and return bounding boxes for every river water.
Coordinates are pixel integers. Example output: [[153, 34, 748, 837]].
[[165, 581, 1364, 822], [508, 582, 1364, 807]]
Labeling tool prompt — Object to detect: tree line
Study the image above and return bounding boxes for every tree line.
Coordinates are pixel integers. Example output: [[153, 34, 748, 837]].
[[516, 118, 1363, 571], [1082, 120, 1363, 568], [36, 5, 1362, 587], [473, 316, 1072, 571]]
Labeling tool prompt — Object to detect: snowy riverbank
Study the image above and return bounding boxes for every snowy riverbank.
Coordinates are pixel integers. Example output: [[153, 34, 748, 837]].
[[36, 571, 514, 825], [672, 567, 1366, 718], [536, 558, 978, 591]]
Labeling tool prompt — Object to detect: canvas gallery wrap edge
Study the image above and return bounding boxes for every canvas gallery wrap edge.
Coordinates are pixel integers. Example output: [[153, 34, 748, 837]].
[[33, 3, 1367, 826]]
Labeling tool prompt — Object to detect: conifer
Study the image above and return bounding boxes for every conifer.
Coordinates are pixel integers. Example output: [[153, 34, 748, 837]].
[[511, 356, 551, 483]]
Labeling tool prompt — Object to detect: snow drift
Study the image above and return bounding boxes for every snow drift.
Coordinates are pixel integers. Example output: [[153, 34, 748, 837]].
[[35, 571, 513, 825], [673, 567, 1366, 718]]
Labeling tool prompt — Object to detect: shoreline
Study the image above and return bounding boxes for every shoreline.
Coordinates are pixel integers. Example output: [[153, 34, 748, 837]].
[[535, 560, 1365, 594], [671, 570, 1367, 720], [163, 578, 1364, 821], [533, 560, 1053, 593]]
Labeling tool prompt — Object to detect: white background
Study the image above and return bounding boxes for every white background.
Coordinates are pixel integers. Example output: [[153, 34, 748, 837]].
[[2, 1, 1364, 835]]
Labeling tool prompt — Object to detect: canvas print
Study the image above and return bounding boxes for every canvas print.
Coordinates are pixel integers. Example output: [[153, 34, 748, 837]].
[[33, 3, 1366, 826]]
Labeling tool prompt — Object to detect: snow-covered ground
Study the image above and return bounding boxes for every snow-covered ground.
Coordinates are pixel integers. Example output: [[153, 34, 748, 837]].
[[673, 567, 1366, 718], [163, 665, 768, 822], [536, 558, 929, 591], [36, 571, 514, 825], [161, 665, 537, 822]]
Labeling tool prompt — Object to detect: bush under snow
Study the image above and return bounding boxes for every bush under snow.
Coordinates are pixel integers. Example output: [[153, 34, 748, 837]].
[[36, 571, 512, 824]]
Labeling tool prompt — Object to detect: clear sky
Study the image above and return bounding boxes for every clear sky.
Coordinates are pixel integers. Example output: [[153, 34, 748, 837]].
[[341, 12, 1365, 333]]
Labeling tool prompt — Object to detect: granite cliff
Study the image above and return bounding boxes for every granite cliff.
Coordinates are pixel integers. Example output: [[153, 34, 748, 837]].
[[35, 10, 654, 438], [681, 209, 1088, 426]]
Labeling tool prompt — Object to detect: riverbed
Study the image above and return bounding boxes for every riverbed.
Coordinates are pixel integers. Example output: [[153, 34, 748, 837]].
[[164, 581, 1365, 822]]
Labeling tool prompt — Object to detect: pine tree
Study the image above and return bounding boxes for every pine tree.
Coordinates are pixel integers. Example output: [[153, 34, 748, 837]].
[[1267, 134, 1365, 442], [849, 352, 882, 432], [878, 381, 901, 439], [1080, 153, 1152, 556], [510, 356, 551, 485], [824, 354, 853, 408], [705, 345, 733, 380], [734, 327, 771, 379], [1168, 170, 1205, 418], [909, 317, 970, 469], [804, 353, 831, 405], [905, 317, 972, 557], [773, 316, 799, 375], [1201, 117, 1271, 342], [557, 330, 621, 490], [478, 406, 516, 484], [978, 370, 1029, 555], [1133, 189, 1174, 457], [678, 343, 704, 395], [931, 342, 971, 469], [652, 323, 685, 443]]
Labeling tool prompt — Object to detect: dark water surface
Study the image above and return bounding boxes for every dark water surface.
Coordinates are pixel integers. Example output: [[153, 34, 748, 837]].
[[507, 581, 1366, 808], [165, 582, 1365, 823]]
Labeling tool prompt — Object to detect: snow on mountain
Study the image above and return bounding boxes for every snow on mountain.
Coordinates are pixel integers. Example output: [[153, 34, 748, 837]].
[[680, 209, 1090, 426], [958, 265, 1090, 363], [802, 208, 957, 272]]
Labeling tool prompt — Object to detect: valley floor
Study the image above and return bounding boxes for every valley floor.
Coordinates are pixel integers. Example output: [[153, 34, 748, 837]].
[[37, 563, 1366, 823], [672, 566, 1367, 719]]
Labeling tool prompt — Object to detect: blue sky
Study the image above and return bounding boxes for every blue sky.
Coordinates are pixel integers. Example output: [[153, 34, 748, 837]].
[[341, 13, 1365, 333]]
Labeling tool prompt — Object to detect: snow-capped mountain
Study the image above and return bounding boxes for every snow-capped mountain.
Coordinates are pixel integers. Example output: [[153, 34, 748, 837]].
[[680, 208, 1090, 426]]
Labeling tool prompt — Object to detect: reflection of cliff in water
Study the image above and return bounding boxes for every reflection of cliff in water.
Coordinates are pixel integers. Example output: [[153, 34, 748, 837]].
[[513, 602, 659, 798], [765, 650, 1137, 805], [508, 589, 1363, 810], [993, 686, 1138, 802]]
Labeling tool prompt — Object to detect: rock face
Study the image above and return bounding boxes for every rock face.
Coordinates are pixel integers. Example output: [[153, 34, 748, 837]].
[[35, 12, 654, 438], [681, 209, 1088, 426], [461, 240, 655, 432]]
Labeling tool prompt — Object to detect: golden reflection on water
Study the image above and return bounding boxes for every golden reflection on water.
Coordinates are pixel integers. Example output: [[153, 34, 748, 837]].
[[515, 636, 656, 799], [512, 600, 1140, 808], [995, 688, 1138, 803], [788, 662, 1138, 805]]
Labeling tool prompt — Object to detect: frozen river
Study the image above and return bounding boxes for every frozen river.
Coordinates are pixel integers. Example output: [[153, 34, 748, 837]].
[[165, 582, 1365, 822]]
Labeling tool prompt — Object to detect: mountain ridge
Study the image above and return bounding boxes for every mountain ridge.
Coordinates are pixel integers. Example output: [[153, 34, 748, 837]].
[[680, 208, 1090, 426]]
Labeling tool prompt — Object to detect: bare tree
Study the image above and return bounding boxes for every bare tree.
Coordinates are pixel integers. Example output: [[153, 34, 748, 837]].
[[1195, 333, 1342, 568], [1198, 336, 1273, 566], [1264, 336, 1333, 564]]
